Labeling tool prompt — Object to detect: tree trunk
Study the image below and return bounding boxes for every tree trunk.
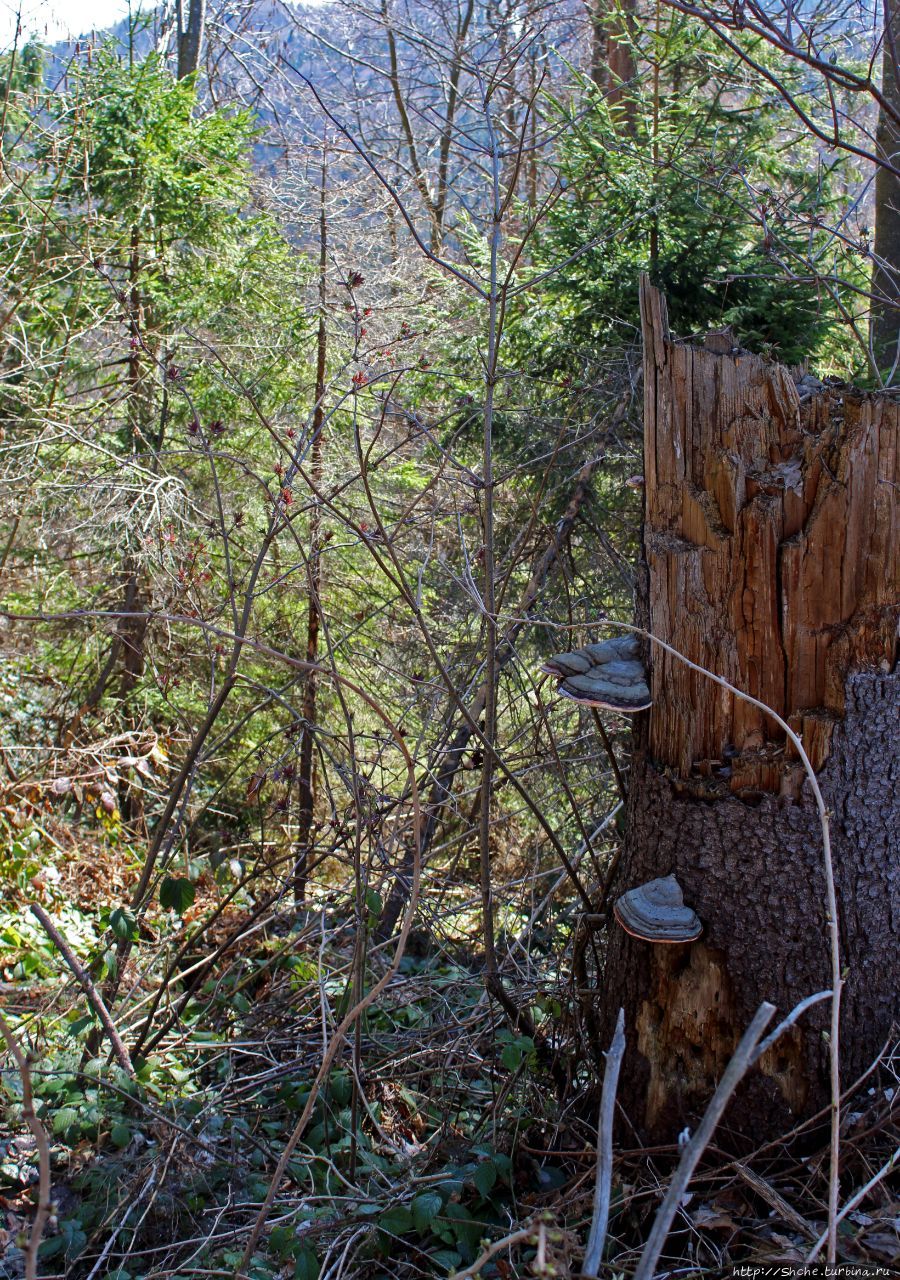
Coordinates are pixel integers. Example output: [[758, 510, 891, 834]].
[[589, 0, 637, 135], [600, 279, 899, 1142], [176, 0, 206, 81], [118, 227, 152, 828], [294, 144, 329, 906], [872, 0, 900, 380]]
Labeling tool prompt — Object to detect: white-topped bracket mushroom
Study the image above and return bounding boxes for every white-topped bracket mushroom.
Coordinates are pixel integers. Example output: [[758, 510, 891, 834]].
[[541, 633, 651, 713], [613, 874, 702, 943]]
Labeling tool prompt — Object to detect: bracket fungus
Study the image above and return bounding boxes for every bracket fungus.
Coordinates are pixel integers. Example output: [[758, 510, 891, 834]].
[[613, 874, 702, 943], [541, 633, 651, 712]]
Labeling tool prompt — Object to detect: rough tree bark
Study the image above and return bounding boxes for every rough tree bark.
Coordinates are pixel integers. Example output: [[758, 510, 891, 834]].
[[600, 279, 898, 1141]]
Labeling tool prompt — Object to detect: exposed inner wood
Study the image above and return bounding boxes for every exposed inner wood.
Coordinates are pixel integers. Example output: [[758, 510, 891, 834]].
[[637, 941, 808, 1127], [639, 281, 898, 796]]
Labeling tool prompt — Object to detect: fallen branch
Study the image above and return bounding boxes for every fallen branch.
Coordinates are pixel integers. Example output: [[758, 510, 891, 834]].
[[734, 1164, 816, 1241], [583, 1006, 626, 1276], [29, 903, 134, 1076]]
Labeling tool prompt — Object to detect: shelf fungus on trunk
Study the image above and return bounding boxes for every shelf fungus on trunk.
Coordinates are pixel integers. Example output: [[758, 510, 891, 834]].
[[541, 633, 651, 712], [613, 874, 702, 943]]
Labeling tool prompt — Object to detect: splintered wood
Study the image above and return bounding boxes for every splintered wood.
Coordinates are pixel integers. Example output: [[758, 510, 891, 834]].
[[639, 279, 899, 796]]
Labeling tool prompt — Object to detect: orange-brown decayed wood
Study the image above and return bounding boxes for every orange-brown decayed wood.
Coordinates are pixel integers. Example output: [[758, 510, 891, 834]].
[[640, 277, 899, 794]]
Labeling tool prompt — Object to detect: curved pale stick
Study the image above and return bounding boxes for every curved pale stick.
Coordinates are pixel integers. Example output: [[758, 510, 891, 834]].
[[0, 1010, 52, 1280]]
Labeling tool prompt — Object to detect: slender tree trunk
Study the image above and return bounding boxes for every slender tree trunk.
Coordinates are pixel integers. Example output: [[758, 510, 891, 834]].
[[381, 0, 441, 249], [434, 0, 474, 244], [589, 0, 637, 134], [600, 280, 899, 1141], [526, 43, 538, 212], [118, 226, 150, 827], [606, 0, 637, 133], [294, 145, 329, 904], [176, 0, 206, 81], [62, 231, 154, 762], [872, 0, 900, 379], [477, 133, 504, 1001]]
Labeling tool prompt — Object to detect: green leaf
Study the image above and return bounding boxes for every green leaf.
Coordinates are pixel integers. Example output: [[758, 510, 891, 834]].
[[329, 1071, 351, 1107], [430, 1250, 462, 1273], [444, 1202, 472, 1222], [365, 888, 382, 918], [411, 1191, 443, 1234], [305, 1122, 326, 1151], [109, 907, 136, 940], [293, 1247, 320, 1280], [110, 1121, 130, 1148], [379, 1206, 414, 1237], [473, 1160, 497, 1197], [267, 1226, 294, 1259], [62, 1222, 87, 1259], [160, 876, 195, 914], [52, 1106, 78, 1134], [500, 1034, 534, 1072], [444, 1202, 482, 1255], [500, 1043, 523, 1071]]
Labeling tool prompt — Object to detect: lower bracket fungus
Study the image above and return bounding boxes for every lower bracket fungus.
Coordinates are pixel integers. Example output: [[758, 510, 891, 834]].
[[613, 874, 702, 943]]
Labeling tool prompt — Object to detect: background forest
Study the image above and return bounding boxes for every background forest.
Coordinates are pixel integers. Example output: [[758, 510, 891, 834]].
[[0, 0, 897, 1277]]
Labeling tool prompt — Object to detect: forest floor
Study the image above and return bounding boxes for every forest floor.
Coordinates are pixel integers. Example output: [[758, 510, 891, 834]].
[[1, 796, 897, 1279]]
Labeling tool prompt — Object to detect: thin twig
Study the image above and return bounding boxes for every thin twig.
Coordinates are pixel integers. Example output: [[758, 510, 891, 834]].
[[83, 1166, 158, 1280], [447, 1219, 541, 1280], [590, 709, 628, 803], [751, 990, 833, 1065], [234, 687, 423, 1277], [0, 1010, 52, 1280], [583, 1007, 626, 1276], [805, 1143, 900, 1263], [29, 903, 134, 1076], [734, 1164, 817, 1241]]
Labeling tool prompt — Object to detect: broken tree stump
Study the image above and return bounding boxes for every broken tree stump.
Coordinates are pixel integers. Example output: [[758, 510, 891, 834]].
[[599, 278, 899, 1141]]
